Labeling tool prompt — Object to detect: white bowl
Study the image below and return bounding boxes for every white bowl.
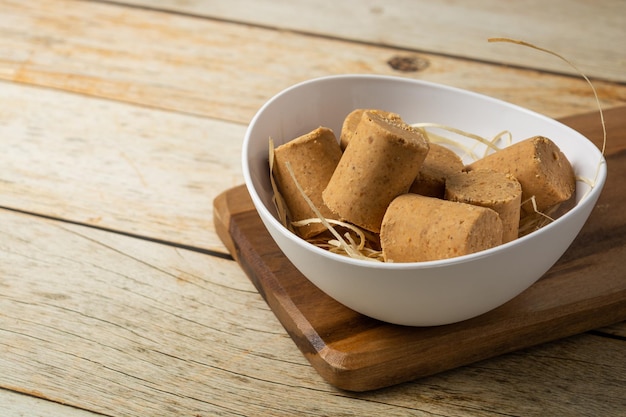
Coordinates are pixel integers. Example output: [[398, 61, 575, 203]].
[[242, 74, 606, 326]]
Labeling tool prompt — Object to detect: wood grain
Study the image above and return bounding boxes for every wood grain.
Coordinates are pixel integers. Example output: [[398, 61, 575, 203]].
[[213, 107, 626, 391], [0, 82, 244, 254], [1, 209, 624, 416], [1, 388, 100, 417], [0, 0, 623, 125], [2, 1, 625, 415], [0, 210, 318, 416], [121, 0, 626, 83]]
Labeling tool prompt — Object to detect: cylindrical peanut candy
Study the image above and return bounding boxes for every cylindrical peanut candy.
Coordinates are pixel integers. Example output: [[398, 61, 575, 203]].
[[410, 143, 464, 198], [339, 108, 402, 151], [323, 111, 429, 232], [380, 194, 503, 262], [272, 127, 342, 239], [466, 136, 575, 217], [445, 170, 522, 243]]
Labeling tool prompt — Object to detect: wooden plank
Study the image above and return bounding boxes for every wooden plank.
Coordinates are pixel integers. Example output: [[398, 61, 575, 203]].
[[212, 110, 626, 391], [1, 388, 102, 417], [0, 0, 624, 125], [556, 105, 626, 341], [0, 210, 315, 416], [0, 81, 244, 254], [118, 0, 626, 83], [1, 210, 624, 416]]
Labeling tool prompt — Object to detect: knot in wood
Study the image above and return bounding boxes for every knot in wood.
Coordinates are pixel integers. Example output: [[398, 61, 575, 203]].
[[387, 55, 429, 72]]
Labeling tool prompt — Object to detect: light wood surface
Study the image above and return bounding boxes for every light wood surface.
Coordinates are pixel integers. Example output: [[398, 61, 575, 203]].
[[1, 1, 625, 415], [123, 0, 626, 83]]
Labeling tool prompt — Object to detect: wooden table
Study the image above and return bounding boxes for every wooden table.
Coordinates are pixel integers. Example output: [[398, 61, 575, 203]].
[[1, 1, 625, 415]]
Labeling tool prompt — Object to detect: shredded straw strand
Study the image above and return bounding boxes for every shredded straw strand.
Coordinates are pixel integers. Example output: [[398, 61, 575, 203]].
[[489, 37, 608, 204], [284, 161, 381, 261], [488, 38, 606, 156], [268, 138, 293, 232]]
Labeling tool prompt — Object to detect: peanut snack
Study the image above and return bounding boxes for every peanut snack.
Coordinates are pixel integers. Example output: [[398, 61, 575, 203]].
[[380, 194, 503, 262], [445, 170, 522, 243], [466, 136, 575, 217], [410, 143, 464, 198], [272, 127, 342, 239], [322, 111, 429, 233], [270, 111, 577, 262]]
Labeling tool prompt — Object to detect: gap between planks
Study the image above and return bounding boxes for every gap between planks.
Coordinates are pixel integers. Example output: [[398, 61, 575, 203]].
[[0, 205, 233, 260]]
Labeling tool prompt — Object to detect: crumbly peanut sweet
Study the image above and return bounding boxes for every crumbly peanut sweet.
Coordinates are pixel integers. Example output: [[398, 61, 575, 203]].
[[323, 111, 429, 233], [339, 108, 402, 151], [273, 127, 342, 238], [467, 136, 575, 217], [410, 143, 464, 198], [445, 170, 522, 243], [381, 193, 503, 262]]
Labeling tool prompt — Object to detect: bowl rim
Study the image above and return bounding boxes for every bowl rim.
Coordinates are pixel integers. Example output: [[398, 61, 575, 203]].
[[242, 74, 608, 270]]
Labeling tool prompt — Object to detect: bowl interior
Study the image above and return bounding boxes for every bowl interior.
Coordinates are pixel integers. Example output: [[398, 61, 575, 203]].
[[243, 74, 606, 267]]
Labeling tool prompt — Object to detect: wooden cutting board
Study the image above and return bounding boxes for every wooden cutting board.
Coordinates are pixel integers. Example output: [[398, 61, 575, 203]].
[[213, 106, 626, 392]]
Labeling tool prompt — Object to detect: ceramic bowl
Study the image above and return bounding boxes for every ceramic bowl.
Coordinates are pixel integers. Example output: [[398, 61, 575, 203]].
[[242, 74, 606, 326]]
